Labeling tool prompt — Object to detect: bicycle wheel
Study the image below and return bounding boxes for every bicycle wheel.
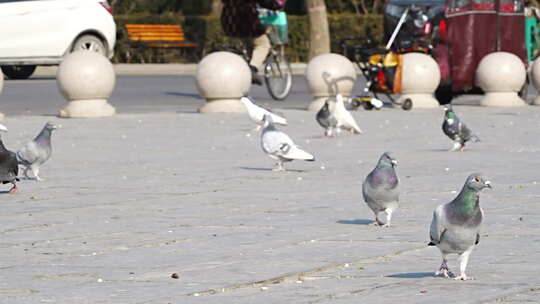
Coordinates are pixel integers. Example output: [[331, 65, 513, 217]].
[[264, 51, 292, 101]]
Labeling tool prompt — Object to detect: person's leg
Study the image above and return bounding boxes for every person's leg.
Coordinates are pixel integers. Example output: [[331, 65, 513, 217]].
[[250, 34, 271, 70]]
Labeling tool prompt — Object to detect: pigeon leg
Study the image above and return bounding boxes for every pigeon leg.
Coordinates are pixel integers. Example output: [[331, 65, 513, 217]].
[[272, 161, 285, 172], [382, 208, 394, 227], [325, 128, 332, 137], [450, 142, 462, 152], [8, 182, 17, 194], [23, 166, 30, 179], [454, 248, 474, 280], [435, 254, 452, 278], [31, 166, 42, 181], [369, 212, 384, 226]]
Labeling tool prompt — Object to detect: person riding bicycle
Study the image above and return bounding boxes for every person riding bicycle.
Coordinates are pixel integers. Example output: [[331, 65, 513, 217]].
[[221, 0, 286, 85]]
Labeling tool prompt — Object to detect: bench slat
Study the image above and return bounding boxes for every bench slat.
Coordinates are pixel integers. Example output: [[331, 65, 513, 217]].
[[124, 24, 197, 48]]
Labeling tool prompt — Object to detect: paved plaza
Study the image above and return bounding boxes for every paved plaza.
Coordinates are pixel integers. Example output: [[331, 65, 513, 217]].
[[0, 80, 539, 303]]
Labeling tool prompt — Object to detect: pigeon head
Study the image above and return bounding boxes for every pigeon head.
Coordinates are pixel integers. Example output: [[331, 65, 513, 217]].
[[240, 96, 252, 106], [262, 114, 274, 127], [464, 173, 492, 192], [444, 106, 456, 119], [322, 100, 331, 110], [44, 122, 59, 131], [336, 94, 344, 105], [0, 124, 7, 133], [378, 151, 398, 168]]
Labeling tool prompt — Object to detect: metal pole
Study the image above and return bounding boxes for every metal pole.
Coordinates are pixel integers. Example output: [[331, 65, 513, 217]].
[[386, 7, 410, 50]]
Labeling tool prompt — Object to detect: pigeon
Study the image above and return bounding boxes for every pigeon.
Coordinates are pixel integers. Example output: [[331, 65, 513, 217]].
[[442, 106, 480, 151], [17, 122, 59, 181], [334, 94, 362, 135], [362, 152, 399, 227], [240, 96, 287, 130], [316, 99, 338, 137], [261, 114, 314, 171], [428, 173, 491, 280], [0, 124, 19, 193]]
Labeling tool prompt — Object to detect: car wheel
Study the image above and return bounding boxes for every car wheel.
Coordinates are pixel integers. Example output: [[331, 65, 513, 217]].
[[71, 34, 106, 56], [1, 65, 37, 80]]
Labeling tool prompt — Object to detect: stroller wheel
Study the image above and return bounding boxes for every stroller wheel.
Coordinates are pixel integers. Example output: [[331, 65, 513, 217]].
[[402, 98, 413, 110], [363, 101, 374, 110]]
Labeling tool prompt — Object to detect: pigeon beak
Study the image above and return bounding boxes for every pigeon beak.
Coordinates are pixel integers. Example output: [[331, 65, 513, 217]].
[[0, 124, 7, 132], [391, 159, 398, 166], [485, 181, 492, 189]]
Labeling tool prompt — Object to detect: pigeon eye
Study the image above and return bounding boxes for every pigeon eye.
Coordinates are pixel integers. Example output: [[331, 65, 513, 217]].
[[474, 177, 480, 182]]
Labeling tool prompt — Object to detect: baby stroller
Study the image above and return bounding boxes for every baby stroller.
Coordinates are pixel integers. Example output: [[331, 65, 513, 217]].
[[341, 0, 445, 110]]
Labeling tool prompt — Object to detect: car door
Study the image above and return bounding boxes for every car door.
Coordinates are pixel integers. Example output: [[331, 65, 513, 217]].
[[0, 0, 73, 60]]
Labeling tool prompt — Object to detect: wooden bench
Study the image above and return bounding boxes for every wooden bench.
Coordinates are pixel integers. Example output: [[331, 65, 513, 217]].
[[124, 24, 197, 63], [124, 24, 197, 48]]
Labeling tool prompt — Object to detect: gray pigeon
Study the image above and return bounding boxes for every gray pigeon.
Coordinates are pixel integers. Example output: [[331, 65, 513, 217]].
[[316, 100, 338, 137], [442, 106, 480, 151], [362, 152, 399, 227], [429, 173, 491, 280], [17, 122, 59, 181], [261, 115, 315, 171], [0, 124, 19, 193]]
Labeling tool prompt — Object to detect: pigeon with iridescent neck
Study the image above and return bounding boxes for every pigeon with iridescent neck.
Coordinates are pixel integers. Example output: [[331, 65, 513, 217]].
[[442, 106, 480, 151], [362, 152, 399, 227], [429, 173, 491, 280], [0, 124, 19, 193], [17, 122, 59, 181], [316, 100, 338, 137]]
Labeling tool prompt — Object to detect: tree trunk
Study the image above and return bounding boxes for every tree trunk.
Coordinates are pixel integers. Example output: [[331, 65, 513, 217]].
[[211, 0, 223, 15], [307, 0, 331, 60]]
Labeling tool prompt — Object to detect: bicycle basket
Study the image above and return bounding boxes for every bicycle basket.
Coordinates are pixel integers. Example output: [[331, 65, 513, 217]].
[[259, 11, 289, 44]]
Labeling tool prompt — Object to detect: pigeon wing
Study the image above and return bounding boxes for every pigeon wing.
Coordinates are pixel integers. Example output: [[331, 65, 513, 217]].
[[0, 150, 18, 182], [429, 204, 446, 245], [17, 142, 40, 166]]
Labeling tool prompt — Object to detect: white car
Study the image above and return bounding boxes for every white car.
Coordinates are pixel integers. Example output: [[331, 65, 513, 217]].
[[0, 0, 116, 79]]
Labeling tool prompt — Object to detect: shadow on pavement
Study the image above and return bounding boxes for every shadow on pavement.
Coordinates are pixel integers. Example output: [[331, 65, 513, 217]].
[[387, 272, 434, 279], [336, 219, 373, 225], [164, 92, 202, 99]]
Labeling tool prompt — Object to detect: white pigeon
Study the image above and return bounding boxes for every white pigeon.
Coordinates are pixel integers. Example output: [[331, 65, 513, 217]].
[[240, 96, 287, 130], [334, 94, 362, 135], [261, 115, 314, 171]]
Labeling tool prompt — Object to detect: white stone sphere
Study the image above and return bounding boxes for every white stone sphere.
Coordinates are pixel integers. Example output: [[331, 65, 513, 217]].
[[532, 57, 540, 89], [476, 52, 525, 92], [196, 51, 251, 99], [531, 57, 540, 105], [401, 53, 440, 94], [306, 53, 357, 97], [57, 50, 116, 101], [0, 74, 4, 120]]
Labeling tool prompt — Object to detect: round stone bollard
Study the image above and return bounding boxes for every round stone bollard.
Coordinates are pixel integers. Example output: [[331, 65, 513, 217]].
[[397, 53, 440, 108], [476, 52, 526, 107], [196, 52, 251, 113], [57, 51, 116, 118], [0, 73, 4, 120], [305, 53, 356, 112], [530, 57, 540, 105]]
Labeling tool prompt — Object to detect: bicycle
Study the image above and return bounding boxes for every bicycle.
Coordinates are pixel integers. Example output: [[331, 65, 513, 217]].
[[227, 33, 292, 101]]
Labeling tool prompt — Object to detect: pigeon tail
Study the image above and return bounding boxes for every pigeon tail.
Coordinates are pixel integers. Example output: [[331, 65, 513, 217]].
[[285, 146, 315, 161]]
